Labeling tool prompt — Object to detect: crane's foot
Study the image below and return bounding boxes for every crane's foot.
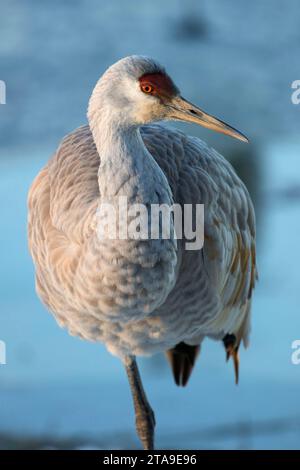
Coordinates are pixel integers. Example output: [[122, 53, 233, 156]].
[[124, 355, 156, 450]]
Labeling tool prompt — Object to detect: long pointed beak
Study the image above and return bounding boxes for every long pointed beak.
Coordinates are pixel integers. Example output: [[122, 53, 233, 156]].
[[168, 96, 249, 143]]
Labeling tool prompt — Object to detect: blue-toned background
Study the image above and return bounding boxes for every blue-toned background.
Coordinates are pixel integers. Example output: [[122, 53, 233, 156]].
[[0, 0, 300, 449]]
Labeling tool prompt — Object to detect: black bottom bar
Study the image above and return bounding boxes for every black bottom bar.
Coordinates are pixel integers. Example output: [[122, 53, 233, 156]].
[[1, 450, 300, 465]]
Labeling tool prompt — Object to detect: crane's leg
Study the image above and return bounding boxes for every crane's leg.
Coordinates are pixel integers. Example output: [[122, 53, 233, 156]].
[[123, 355, 156, 450]]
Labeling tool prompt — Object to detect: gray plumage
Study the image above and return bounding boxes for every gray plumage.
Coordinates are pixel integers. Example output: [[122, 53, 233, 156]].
[[28, 122, 256, 357], [28, 55, 257, 449]]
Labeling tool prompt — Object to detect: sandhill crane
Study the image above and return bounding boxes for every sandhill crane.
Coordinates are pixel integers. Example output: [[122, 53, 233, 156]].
[[28, 55, 257, 450]]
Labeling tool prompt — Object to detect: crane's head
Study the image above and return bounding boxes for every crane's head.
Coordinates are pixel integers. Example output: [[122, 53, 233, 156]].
[[89, 55, 248, 143]]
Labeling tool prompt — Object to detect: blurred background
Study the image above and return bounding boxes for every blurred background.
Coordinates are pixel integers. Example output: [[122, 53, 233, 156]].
[[0, 0, 300, 450]]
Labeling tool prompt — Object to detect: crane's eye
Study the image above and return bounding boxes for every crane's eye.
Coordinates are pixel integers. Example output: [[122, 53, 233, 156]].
[[141, 83, 154, 94]]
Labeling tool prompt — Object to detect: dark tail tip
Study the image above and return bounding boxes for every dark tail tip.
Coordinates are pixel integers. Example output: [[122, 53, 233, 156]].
[[165, 342, 200, 387]]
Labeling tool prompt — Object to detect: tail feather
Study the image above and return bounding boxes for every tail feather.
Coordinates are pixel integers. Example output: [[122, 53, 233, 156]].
[[223, 333, 240, 385], [165, 342, 200, 387]]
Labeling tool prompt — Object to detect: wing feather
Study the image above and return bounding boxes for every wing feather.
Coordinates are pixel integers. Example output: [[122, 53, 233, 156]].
[[142, 126, 257, 345]]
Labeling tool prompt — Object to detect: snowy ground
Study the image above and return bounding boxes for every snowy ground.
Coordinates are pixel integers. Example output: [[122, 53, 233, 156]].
[[0, 0, 300, 450]]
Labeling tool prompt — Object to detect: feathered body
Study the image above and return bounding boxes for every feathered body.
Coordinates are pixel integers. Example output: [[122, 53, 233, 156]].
[[28, 56, 257, 363]]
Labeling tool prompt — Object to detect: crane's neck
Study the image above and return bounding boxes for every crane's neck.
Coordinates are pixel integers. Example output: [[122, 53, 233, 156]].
[[87, 91, 178, 316], [88, 104, 171, 204]]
